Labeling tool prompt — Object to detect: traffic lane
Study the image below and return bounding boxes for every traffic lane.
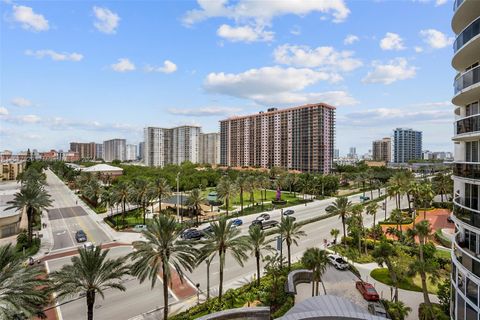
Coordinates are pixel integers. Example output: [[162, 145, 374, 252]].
[[47, 246, 170, 320]]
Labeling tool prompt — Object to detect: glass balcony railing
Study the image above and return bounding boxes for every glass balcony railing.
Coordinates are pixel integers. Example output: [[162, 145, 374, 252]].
[[454, 16, 480, 53], [455, 65, 480, 95], [454, 233, 480, 278], [454, 201, 480, 229], [456, 114, 480, 135], [453, 162, 480, 179], [454, 0, 464, 11]]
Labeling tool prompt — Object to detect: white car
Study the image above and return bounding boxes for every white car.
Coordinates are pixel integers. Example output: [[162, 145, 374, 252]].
[[133, 224, 148, 232], [82, 242, 94, 250], [328, 254, 349, 270]]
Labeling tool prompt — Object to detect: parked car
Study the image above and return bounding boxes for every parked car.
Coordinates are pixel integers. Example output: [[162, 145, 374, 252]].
[[356, 281, 380, 301], [82, 242, 94, 250], [328, 254, 349, 270], [181, 228, 203, 240], [447, 215, 453, 223], [256, 213, 270, 222], [250, 219, 279, 230], [133, 224, 148, 232], [368, 302, 389, 318], [231, 218, 243, 226], [325, 205, 335, 213], [283, 209, 295, 216], [360, 195, 370, 202], [202, 225, 214, 234], [75, 230, 87, 243]]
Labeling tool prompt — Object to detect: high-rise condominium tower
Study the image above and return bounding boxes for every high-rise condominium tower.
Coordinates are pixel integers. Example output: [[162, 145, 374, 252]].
[[372, 137, 391, 163], [393, 128, 422, 163], [144, 126, 200, 167], [451, 1, 480, 319], [69, 142, 96, 160], [199, 132, 220, 165], [125, 144, 137, 161], [103, 139, 126, 162], [220, 103, 335, 173]]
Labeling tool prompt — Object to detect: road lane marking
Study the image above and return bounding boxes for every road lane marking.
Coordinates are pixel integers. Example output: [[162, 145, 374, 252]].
[[45, 261, 64, 320]]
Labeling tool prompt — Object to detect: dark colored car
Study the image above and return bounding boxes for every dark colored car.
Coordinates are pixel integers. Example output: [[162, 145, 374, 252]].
[[257, 213, 270, 221], [75, 230, 87, 243], [231, 218, 243, 226], [356, 281, 380, 301], [325, 205, 335, 213], [202, 225, 214, 234], [181, 229, 203, 240], [368, 302, 389, 318], [283, 209, 295, 216], [250, 219, 279, 230]]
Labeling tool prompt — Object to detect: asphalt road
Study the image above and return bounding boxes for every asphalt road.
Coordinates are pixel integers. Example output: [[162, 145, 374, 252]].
[[46, 246, 169, 320], [45, 170, 111, 251]]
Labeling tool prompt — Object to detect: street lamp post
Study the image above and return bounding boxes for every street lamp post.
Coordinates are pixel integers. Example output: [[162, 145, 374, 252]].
[[176, 172, 180, 222]]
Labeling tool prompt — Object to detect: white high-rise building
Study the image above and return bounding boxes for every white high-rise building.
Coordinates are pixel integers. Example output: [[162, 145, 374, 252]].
[[199, 133, 220, 165], [126, 144, 137, 161], [103, 139, 126, 162]]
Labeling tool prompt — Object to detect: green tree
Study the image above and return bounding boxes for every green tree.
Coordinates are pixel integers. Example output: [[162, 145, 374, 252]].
[[301, 247, 328, 296], [186, 188, 205, 225], [327, 197, 352, 243], [366, 202, 379, 243], [130, 178, 150, 225], [419, 183, 435, 220], [129, 215, 198, 320], [83, 178, 103, 207], [432, 173, 452, 203], [437, 278, 451, 315], [112, 181, 130, 228], [216, 177, 238, 216], [0, 244, 50, 319], [246, 226, 273, 286], [385, 300, 412, 320], [51, 246, 129, 320], [236, 175, 248, 214], [245, 175, 258, 207], [100, 188, 114, 216], [198, 217, 249, 302], [330, 228, 340, 246], [277, 217, 306, 269], [152, 177, 172, 213], [257, 175, 270, 209], [372, 238, 399, 302]]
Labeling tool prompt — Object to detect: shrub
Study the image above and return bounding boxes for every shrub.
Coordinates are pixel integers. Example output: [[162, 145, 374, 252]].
[[418, 303, 449, 320], [434, 229, 452, 248]]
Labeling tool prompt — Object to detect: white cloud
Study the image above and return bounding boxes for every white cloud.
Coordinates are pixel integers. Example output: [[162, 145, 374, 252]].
[[93, 6, 120, 34], [380, 32, 405, 51], [420, 29, 454, 49], [217, 24, 274, 42], [344, 34, 359, 45], [111, 58, 135, 72], [168, 106, 242, 116], [414, 46, 424, 53], [362, 58, 416, 85], [0, 107, 8, 115], [12, 5, 49, 32], [20, 115, 41, 123], [435, 0, 448, 6], [273, 44, 362, 72], [204, 66, 356, 105], [183, 0, 351, 25], [25, 49, 83, 62], [144, 60, 178, 74], [11, 97, 32, 107]]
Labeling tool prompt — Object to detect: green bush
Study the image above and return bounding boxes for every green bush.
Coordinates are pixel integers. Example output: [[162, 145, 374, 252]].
[[418, 303, 449, 320], [432, 202, 453, 210], [434, 229, 452, 248]]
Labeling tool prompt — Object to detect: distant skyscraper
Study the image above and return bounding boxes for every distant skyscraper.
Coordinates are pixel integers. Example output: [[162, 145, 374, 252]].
[[138, 142, 145, 161], [393, 128, 422, 163], [347, 147, 357, 159], [144, 126, 200, 167], [199, 132, 220, 165], [96, 143, 103, 160], [125, 144, 137, 161], [220, 103, 335, 173], [334, 149, 340, 159], [69, 142, 96, 160], [372, 137, 391, 163], [103, 139, 126, 162]]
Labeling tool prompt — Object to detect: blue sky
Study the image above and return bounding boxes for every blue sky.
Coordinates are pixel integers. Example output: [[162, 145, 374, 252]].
[[0, 0, 456, 155]]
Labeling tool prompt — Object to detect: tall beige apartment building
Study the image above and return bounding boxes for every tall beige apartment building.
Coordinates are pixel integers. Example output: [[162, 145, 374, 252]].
[[199, 133, 220, 165], [69, 142, 97, 160], [220, 103, 335, 173], [372, 137, 391, 163], [103, 139, 126, 162]]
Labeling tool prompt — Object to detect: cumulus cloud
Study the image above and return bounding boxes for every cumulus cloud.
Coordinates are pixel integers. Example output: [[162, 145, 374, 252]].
[[414, 46, 424, 53], [420, 29, 454, 49], [344, 34, 359, 45], [380, 32, 405, 51], [144, 60, 178, 74], [273, 44, 362, 72], [12, 5, 49, 32], [168, 106, 242, 117], [11, 97, 32, 107], [362, 58, 416, 85], [111, 58, 135, 72], [0, 107, 8, 115], [93, 6, 120, 34], [217, 24, 274, 42], [25, 49, 83, 62]]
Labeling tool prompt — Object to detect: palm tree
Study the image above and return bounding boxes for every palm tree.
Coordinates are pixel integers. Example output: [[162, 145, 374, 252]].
[[408, 181, 421, 217], [246, 226, 273, 286], [277, 217, 306, 268], [236, 175, 247, 214], [301, 247, 328, 296], [245, 175, 257, 207], [386, 300, 412, 320], [330, 228, 340, 245], [131, 178, 150, 225], [0, 244, 50, 319], [18, 166, 46, 187], [112, 181, 130, 228], [83, 178, 103, 207], [366, 202, 379, 244], [419, 183, 434, 220], [387, 173, 405, 209], [216, 177, 238, 216], [328, 197, 352, 243], [390, 209, 404, 236], [7, 184, 52, 244], [257, 175, 270, 209], [152, 177, 172, 213], [51, 246, 129, 320], [433, 173, 452, 203], [100, 188, 114, 216], [198, 217, 249, 302], [186, 188, 205, 225], [372, 238, 399, 302], [349, 204, 365, 253], [129, 215, 198, 319]]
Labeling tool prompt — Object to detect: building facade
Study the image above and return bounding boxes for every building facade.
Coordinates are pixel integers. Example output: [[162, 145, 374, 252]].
[[126, 144, 138, 161], [393, 128, 422, 163], [199, 132, 220, 165], [96, 143, 103, 160], [138, 142, 145, 161], [451, 1, 480, 319], [0, 161, 26, 181], [103, 139, 126, 162], [144, 126, 200, 167], [220, 103, 335, 173], [69, 142, 96, 160], [372, 137, 391, 163]]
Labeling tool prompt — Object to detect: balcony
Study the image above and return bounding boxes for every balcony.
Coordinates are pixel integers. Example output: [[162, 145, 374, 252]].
[[453, 162, 480, 180], [454, 232, 480, 278], [453, 66, 480, 106], [452, 0, 480, 34], [454, 114, 480, 138], [453, 17, 480, 70], [454, 202, 480, 229]]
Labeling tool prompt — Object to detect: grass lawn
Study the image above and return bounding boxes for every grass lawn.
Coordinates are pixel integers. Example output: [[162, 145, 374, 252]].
[[435, 249, 452, 260], [370, 268, 443, 294], [203, 188, 301, 207]]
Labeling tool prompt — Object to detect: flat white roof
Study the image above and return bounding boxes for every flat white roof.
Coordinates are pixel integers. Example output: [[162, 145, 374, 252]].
[[81, 164, 123, 173]]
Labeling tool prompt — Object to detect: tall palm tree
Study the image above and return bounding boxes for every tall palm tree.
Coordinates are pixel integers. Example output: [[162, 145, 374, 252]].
[[257, 175, 270, 209], [277, 217, 306, 268], [328, 197, 352, 243], [112, 181, 130, 228], [216, 177, 238, 216], [301, 247, 328, 296], [366, 202, 379, 240], [245, 175, 258, 207], [129, 215, 198, 320], [131, 178, 150, 225], [387, 173, 405, 209], [83, 178, 103, 207], [433, 173, 452, 203], [7, 184, 52, 244], [408, 181, 421, 217], [18, 166, 46, 187], [390, 209, 404, 236], [152, 177, 172, 213], [246, 226, 273, 286], [198, 217, 249, 302], [372, 238, 399, 302], [330, 228, 340, 249], [51, 246, 130, 320], [419, 183, 434, 220], [235, 175, 247, 214], [100, 188, 114, 216], [349, 204, 365, 253], [186, 188, 205, 225], [0, 244, 50, 319], [386, 300, 412, 320]]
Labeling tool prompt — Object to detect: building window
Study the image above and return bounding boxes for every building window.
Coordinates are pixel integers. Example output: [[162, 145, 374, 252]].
[[458, 293, 466, 320], [465, 301, 477, 320], [467, 277, 478, 306]]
